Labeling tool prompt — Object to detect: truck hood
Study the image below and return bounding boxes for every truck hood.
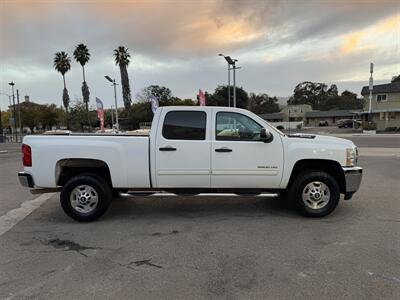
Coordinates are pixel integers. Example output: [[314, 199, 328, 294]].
[[287, 133, 355, 148], [314, 134, 355, 148]]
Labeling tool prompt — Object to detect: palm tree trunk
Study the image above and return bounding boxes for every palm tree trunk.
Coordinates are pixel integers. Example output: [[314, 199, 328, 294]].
[[86, 101, 91, 132], [81, 67, 91, 131], [82, 66, 86, 83], [119, 64, 132, 111], [62, 74, 69, 129]]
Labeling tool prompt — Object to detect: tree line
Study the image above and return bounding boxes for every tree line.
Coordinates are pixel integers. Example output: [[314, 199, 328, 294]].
[[1, 80, 370, 132], [287, 82, 364, 110]]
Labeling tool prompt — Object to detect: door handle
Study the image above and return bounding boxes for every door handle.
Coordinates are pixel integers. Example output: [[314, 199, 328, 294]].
[[159, 146, 177, 151], [215, 147, 232, 152]]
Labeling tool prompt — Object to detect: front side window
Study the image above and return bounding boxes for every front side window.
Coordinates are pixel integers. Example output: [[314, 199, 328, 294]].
[[162, 111, 206, 140], [216, 112, 262, 141]]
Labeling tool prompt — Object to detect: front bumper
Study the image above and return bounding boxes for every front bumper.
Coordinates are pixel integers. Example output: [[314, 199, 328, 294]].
[[18, 172, 34, 188], [342, 166, 363, 193]]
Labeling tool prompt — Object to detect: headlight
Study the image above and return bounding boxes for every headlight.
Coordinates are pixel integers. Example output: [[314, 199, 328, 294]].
[[346, 147, 358, 166]]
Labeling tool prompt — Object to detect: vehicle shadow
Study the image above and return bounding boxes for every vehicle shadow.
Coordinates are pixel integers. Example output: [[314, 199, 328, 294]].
[[103, 196, 299, 220]]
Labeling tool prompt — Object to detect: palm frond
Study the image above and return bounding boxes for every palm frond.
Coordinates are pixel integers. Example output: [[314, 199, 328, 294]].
[[73, 44, 90, 66], [53, 51, 71, 75], [113, 46, 131, 66]]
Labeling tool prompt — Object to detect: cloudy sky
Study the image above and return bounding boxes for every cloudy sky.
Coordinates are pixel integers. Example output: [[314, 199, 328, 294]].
[[0, 0, 399, 109]]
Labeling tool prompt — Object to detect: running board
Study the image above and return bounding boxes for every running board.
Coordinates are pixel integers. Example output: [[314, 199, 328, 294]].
[[119, 192, 279, 198]]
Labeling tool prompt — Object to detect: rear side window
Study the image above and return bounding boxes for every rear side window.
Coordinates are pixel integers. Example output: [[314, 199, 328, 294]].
[[162, 111, 206, 140]]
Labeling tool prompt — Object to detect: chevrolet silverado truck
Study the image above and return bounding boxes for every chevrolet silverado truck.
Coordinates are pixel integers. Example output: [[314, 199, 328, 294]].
[[18, 106, 362, 221]]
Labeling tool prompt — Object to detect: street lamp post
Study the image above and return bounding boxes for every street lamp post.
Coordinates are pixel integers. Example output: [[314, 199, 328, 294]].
[[218, 54, 240, 107], [219, 54, 231, 107], [105, 76, 119, 131], [110, 105, 114, 127], [232, 59, 238, 108], [17, 89, 22, 139], [8, 82, 17, 142]]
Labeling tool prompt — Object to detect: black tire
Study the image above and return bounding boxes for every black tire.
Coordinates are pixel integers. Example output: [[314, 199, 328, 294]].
[[60, 173, 112, 222], [288, 170, 340, 217]]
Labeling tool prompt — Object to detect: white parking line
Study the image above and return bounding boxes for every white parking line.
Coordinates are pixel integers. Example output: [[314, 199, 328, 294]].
[[0, 193, 56, 236]]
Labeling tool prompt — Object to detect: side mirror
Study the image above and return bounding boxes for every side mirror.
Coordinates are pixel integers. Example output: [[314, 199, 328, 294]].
[[260, 128, 273, 143]]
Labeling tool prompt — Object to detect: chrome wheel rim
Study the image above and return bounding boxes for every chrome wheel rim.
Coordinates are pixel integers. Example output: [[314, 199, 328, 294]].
[[70, 185, 99, 214], [302, 181, 330, 210]]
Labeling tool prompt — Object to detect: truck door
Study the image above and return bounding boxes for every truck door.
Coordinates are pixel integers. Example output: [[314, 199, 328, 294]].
[[155, 109, 211, 188], [211, 110, 284, 189]]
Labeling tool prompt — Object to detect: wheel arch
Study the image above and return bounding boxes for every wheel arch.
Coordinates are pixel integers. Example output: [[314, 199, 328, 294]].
[[288, 159, 345, 193], [55, 158, 113, 188]]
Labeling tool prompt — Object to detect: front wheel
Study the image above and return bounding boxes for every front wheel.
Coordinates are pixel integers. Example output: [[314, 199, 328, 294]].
[[60, 174, 112, 222], [288, 171, 340, 217]]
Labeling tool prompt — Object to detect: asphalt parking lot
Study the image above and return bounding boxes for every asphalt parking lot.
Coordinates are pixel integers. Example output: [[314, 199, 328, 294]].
[[1, 135, 399, 299]]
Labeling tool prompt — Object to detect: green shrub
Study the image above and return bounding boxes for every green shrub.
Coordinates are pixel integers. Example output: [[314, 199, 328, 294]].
[[296, 124, 302, 129]]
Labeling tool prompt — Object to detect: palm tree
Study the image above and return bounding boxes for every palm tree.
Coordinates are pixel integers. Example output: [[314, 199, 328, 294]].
[[114, 46, 132, 110], [73, 44, 91, 129], [53, 51, 71, 128]]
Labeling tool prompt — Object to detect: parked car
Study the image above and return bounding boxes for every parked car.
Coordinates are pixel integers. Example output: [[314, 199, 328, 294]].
[[319, 121, 329, 127], [337, 119, 361, 128], [18, 106, 362, 221]]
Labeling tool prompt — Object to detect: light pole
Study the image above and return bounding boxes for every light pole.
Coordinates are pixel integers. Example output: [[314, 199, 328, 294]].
[[105, 76, 119, 130], [17, 89, 22, 138], [8, 82, 17, 141], [232, 59, 238, 108], [218, 54, 240, 107], [368, 62, 374, 122], [219, 54, 232, 107], [110, 105, 114, 127]]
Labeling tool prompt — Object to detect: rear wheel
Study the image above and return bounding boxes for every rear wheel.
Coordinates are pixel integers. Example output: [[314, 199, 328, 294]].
[[60, 174, 112, 222], [288, 171, 340, 217]]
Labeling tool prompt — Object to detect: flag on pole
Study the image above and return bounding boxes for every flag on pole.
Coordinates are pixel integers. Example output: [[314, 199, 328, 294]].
[[198, 89, 206, 106], [95, 97, 105, 132], [150, 95, 159, 114]]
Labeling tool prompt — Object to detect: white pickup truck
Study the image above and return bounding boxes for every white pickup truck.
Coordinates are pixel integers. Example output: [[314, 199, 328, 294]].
[[18, 106, 362, 221]]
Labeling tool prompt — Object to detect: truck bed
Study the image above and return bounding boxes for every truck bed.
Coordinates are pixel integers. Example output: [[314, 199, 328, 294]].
[[23, 134, 151, 189]]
